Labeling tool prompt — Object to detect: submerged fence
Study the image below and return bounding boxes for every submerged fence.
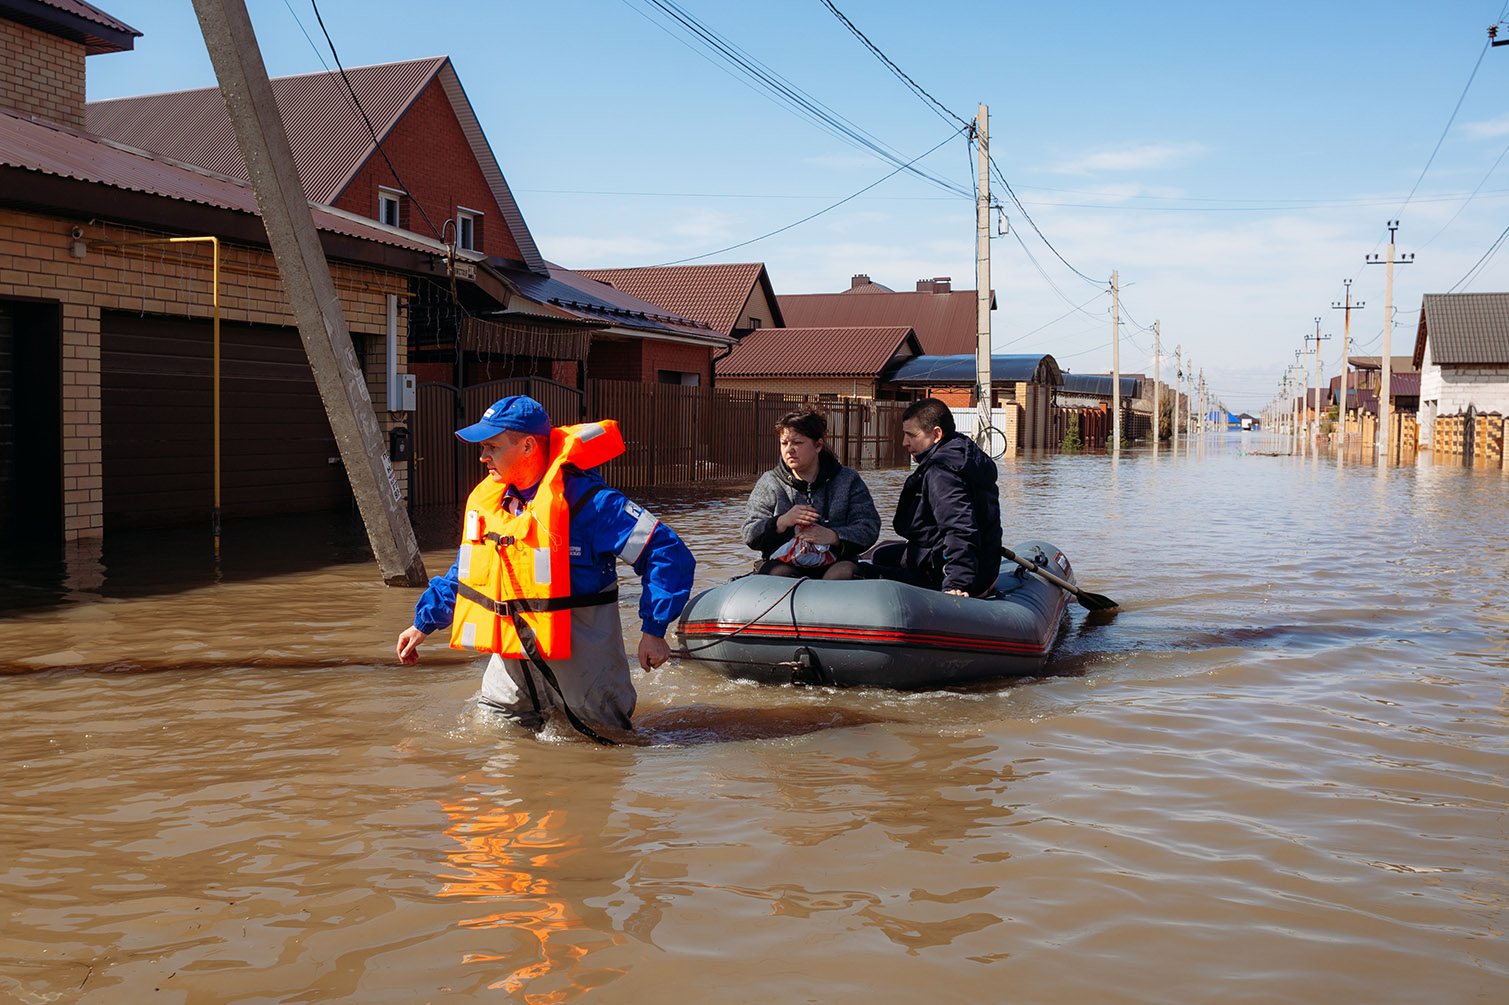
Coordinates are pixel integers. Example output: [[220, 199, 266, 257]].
[[1432, 410, 1505, 468]]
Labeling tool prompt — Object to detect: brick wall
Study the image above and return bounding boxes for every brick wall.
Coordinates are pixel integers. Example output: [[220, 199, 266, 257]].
[[641, 339, 713, 384], [335, 79, 524, 263], [1, 20, 85, 128], [0, 207, 410, 540]]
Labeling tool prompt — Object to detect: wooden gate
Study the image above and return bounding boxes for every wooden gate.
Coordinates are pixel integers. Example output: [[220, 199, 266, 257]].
[[410, 377, 584, 510]]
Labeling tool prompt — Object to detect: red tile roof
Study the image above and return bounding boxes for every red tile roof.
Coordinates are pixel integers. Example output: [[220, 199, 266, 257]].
[[576, 263, 780, 335], [778, 288, 989, 356], [0, 106, 458, 256], [716, 326, 919, 377], [87, 57, 546, 274]]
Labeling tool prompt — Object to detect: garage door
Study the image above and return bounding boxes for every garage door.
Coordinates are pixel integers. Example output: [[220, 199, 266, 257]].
[[102, 312, 351, 528]]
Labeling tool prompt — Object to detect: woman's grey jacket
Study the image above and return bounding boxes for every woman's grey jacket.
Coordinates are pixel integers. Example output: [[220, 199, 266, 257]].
[[741, 451, 881, 563]]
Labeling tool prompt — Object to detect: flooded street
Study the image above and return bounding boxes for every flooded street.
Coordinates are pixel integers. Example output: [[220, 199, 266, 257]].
[[2, 434, 1506, 1003]]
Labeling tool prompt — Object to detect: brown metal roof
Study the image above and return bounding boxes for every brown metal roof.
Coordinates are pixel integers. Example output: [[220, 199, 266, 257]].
[[1347, 355, 1418, 373], [576, 263, 781, 335], [0, 105, 459, 257], [778, 288, 989, 356], [1415, 292, 1509, 367], [87, 58, 547, 275], [2, 0, 138, 53], [88, 57, 444, 204], [716, 326, 919, 377]]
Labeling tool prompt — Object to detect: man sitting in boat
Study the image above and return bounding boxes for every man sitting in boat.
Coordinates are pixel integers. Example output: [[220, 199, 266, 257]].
[[741, 407, 880, 580], [867, 397, 1002, 597]]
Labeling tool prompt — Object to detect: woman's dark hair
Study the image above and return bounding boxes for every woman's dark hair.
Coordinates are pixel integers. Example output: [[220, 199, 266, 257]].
[[774, 407, 827, 442]]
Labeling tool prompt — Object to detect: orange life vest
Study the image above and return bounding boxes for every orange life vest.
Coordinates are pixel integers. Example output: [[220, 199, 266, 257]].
[[450, 420, 625, 659]]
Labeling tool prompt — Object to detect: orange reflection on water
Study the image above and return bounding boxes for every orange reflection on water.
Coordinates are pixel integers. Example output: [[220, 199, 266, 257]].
[[436, 787, 626, 1002]]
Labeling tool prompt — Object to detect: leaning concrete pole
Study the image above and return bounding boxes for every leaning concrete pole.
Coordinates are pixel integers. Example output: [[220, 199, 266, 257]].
[[191, 0, 426, 586]]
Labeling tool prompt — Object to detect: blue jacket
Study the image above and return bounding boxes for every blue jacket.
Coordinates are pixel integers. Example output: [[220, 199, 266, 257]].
[[413, 468, 695, 638], [893, 432, 1002, 595]]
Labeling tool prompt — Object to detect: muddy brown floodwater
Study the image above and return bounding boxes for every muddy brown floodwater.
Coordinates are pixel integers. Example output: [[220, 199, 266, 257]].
[[2, 432, 1507, 1003]]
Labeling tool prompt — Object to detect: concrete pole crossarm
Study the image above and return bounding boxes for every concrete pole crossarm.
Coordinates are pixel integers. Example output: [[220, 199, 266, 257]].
[[192, 0, 426, 586]]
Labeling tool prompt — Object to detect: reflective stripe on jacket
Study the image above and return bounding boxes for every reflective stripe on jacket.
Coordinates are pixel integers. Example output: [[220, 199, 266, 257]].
[[450, 421, 625, 658]]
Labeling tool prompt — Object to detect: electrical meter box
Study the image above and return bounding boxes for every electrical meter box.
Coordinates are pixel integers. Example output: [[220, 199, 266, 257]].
[[395, 373, 416, 412]]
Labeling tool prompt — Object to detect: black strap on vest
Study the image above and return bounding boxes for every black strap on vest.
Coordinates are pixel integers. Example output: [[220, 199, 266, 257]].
[[456, 582, 619, 617]]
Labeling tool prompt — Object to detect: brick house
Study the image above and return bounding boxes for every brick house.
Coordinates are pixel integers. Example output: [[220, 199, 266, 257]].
[[1413, 293, 1509, 448], [886, 354, 1063, 452], [1, 1, 515, 544], [90, 57, 724, 391]]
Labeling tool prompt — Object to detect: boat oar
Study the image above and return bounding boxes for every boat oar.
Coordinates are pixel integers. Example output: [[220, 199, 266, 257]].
[[1001, 546, 1119, 612]]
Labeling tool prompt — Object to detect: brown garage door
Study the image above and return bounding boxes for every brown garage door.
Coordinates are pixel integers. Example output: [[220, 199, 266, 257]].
[[102, 312, 351, 529]]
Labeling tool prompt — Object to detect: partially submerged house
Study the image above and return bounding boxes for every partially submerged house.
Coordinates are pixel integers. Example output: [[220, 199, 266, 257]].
[[1413, 293, 1509, 449], [1, 1, 510, 543]]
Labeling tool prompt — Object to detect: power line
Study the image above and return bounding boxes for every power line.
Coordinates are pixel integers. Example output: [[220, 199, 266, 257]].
[[623, 0, 972, 199], [309, 0, 444, 241], [1448, 218, 1509, 291], [989, 153, 1103, 286], [815, 0, 971, 131], [1395, 32, 1492, 215], [647, 126, 967, 267]]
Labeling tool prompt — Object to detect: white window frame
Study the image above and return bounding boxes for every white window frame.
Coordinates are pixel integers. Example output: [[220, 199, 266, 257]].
[[456, 207, 482, 251], [378, 187, 404, 228]]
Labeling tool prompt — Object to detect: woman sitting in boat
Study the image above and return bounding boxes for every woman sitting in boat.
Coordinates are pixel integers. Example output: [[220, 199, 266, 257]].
[[741, 407, 880, 580]]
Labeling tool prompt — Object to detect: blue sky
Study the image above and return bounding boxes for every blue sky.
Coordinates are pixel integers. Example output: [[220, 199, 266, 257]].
[[86, 1, 1509, 412]]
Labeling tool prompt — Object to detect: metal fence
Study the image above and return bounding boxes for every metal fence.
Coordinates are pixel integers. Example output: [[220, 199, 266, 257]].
[[411, 378, 911, 508]]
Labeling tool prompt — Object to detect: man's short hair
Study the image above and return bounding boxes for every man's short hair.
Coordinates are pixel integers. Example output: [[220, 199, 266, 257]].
[[902, 397, 955, 436]]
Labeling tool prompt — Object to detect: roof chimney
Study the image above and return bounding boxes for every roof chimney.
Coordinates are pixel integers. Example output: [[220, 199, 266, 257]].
[[851, 274, 871, 289], [915, 277, 952, 294]]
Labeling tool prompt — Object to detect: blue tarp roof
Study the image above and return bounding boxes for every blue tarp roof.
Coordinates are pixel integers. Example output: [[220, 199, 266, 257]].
[[887, 353, 1062, 385], [1060, 373, 1142, 398]]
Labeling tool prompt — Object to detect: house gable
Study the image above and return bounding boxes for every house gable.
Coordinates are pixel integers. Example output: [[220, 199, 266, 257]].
[[577, 263, 784, 336], [87, 56, 545, 272]]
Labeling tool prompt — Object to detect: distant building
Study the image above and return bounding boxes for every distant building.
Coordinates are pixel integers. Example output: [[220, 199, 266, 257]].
[[779, 275, 991, 356]]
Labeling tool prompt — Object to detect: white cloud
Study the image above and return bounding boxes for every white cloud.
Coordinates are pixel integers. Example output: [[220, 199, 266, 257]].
[[1050, 143, 1206, 175], [1460, 116, 1509, 140]]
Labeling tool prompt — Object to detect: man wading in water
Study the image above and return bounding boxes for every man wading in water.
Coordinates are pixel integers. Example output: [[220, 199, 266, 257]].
[[394, 396, 695, 743]]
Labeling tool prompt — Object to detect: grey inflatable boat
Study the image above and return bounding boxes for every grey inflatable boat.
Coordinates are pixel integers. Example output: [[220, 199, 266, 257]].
[[674, 540, 1074, 688]]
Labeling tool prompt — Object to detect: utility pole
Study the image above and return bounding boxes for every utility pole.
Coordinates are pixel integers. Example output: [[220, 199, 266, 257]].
[[1173, 344, 1181, 455], [1331, 279, 1364, 451], [1152, 320, 1161, 452], [1295, 348, 1309, 457], [1110, 270, 1121, 451], [1365, 220, 1414, 459], [1307, 318, 1330, 446], [974, 104, 993, 448], [191, 0, 426, 585]]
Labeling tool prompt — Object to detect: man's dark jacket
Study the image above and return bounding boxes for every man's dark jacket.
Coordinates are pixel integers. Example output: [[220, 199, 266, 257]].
[[893, 432, 1002, 595]]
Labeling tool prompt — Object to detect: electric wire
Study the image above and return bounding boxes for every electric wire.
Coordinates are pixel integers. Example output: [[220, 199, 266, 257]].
[[309, 0, 444, 242], [623, 0, 972, 199], [1394, 30, 1492, 216], [1447, 218, 1509, 291], [815, 0, 971, 131], [646, 126, 968, 267]]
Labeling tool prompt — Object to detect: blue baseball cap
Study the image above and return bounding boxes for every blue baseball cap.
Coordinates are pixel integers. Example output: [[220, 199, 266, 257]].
[[455, 395, 552, 442]]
